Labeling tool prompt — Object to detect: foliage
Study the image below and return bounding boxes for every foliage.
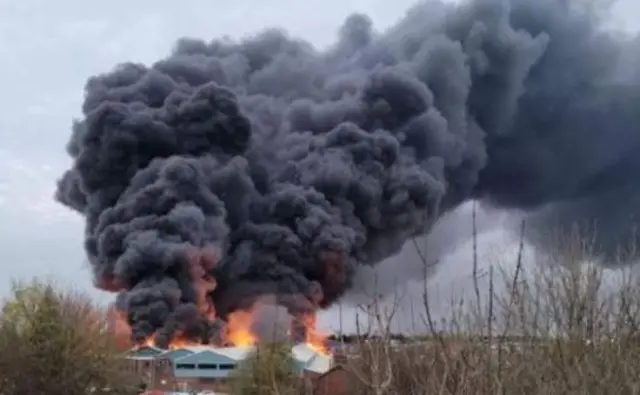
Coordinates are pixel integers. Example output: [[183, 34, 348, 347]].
[[229, 341, 302, 395], [0, 278, 139, 395]]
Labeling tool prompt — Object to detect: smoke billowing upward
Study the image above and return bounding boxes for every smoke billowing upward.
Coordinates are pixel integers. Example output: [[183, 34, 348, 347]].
[[56, 0, 640, 345]]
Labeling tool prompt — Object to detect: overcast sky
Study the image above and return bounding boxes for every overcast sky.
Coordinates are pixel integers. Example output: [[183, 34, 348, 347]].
[[0, 0, 639, 333]]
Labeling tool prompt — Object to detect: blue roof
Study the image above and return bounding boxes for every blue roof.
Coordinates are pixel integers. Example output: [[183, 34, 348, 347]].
[[157, 348, 194, 361], [173, 349, 239, 365], [127, 345, 164, 359], [128, 343, 335, 378]]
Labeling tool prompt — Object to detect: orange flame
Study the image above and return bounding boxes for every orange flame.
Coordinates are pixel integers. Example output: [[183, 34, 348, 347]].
[[141, 332, 202, 350], [186, 246, 218, 321], [106, 304, 136, 351], [108, 305, 203, 350], [224, 308, 258, 347], [301, 314, 330, 355], [108, 293, 331, 354], [105, 247, 333, 355]]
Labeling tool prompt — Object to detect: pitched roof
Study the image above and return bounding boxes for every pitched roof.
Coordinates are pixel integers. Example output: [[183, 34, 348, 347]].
[[156, 348, 194, 361], [126, 343, 334, 373], [176, 345, 217, 354], [126, 345, 164, 360], [291, 343, 333, 374], [214, 346, 254, 361], [292, 343, 318, 362], [171, 346, 257, 364], [304, 353, 333, 374]]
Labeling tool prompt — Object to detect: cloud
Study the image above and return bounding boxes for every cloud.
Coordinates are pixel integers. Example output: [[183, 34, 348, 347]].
[[0, 149, 89, 298]]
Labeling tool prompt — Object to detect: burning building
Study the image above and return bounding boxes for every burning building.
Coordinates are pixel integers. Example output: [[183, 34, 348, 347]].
[[107, 293, 331, 352], [56, 0, 640, 359], [126, 343, 334, 392], [109, 294, 344, 392]]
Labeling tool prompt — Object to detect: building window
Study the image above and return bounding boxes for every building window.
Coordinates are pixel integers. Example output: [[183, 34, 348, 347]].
[[175, 363, 196, 369], [198, 364, 217, 369], [218, 364, 235, 370]]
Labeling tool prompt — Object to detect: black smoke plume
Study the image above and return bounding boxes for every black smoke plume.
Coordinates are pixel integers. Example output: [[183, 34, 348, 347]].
[[56, 0, 640, 345]]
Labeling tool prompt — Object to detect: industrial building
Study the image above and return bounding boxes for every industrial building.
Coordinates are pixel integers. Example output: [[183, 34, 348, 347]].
[[127, 343, 342, 393]]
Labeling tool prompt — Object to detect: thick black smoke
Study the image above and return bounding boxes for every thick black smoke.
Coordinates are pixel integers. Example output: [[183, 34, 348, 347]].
[[56, 0, 640, 345]]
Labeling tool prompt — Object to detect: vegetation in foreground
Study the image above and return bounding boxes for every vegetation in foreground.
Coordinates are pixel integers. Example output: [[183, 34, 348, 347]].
[[235, 230, 640, 395], [5, 230, 640, 394], [340, 259, 640, 395], [0, 278, 139, 395], [231, 341, 303, 395]]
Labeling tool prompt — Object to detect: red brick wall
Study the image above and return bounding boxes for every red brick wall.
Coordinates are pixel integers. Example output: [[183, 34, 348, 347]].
[[148, 376, 230, 392], [314, 367, 349, 395], [138, 357, 350, 394]]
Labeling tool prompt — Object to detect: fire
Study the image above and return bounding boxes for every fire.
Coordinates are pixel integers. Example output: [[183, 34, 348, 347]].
[[107, 305, 202, 350], [105, 247, 332, 354], [301, 314, 330, 355], [107, 305, 135, 350], [110, 303, 330, 354], [224, 308, 258, 347], [114, 311, 330, 355], [135, 306, 262, 350], [141, 333, 202, 350], [108, 294, 330, 354], [185, 246, 218, 321]]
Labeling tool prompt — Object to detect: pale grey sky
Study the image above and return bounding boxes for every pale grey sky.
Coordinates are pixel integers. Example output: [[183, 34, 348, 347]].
[[0, 0, 638, 332]]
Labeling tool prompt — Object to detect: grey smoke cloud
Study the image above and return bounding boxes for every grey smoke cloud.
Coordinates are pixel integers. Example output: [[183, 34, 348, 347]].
[[348, 201, 506, 301], [55, 0, 640, 345], [250, 297, 294, 344]]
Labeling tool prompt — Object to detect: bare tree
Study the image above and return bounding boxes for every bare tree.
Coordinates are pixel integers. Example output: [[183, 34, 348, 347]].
[[346, 273, 402, 395]]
